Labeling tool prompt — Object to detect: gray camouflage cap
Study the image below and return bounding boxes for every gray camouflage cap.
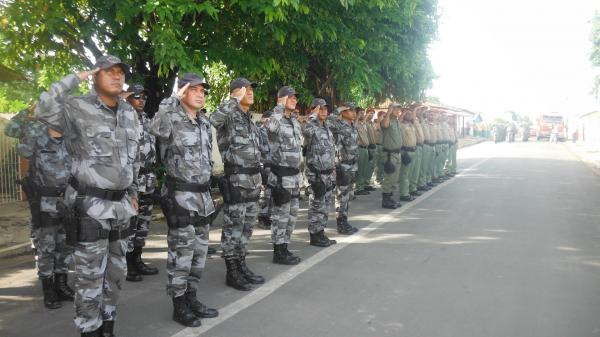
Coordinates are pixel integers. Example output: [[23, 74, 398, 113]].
[[277, 86, 298, 98], [178, 73, 211, 90], [94, 55, 131, 80], [230, 77, 257, 92], [311, 98, 328, 107]]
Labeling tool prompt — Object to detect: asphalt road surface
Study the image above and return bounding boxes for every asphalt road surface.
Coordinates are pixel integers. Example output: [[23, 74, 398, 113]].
[[1, 141, 600, 337]]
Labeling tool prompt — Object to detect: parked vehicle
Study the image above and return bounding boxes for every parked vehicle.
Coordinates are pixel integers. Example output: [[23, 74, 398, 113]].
[[535, 114, 565, 141]]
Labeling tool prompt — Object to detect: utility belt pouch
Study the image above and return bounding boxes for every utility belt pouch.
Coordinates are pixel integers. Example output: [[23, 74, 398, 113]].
[[384, 152, 396, 174], [311, 178, 327, 199]]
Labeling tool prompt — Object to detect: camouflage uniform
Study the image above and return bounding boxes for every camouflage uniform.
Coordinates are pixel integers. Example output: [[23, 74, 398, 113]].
[[4, 109, 72, 279], [355, 120, 370, 192], [266, 104, 303, 245], [302, 114, 336, 234], [398, 121, 417, 198], [149, 97, 215, 298], [36, 74, 140, 333], [372, 119, 385, 184], [366, 121, 377, 185], [418, 117, 433, 188], [133, 113, 157, 249], [210, 98, 262, 258], [327, 109, 358, 228], [257, 124, 273, 224], [411, 119, 425, 193]]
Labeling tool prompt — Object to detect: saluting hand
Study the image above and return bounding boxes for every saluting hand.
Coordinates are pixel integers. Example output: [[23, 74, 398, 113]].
[[77, 68, 99, 81], [177, 83, 191, 99], [231, 87, 246, 102], [277, 95, 288, 106]]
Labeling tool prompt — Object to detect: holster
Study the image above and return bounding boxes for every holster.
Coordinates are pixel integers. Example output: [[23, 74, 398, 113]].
[[19, 177, 42, 228], [384, 152, 396, 174], [63, 196, 83, 246], [311, 179, 327, 199], [401, 151, 412, 165], [160, 193, 208, 228], [335, 166, 351, 186], [260, 168, 269, 186], [271, 176, 291, 206], [217, 176, 243, 204], [368, 149, 374, 161]]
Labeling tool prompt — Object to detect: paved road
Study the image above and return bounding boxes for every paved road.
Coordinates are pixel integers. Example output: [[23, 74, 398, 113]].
[[2, 141, 600, 337]]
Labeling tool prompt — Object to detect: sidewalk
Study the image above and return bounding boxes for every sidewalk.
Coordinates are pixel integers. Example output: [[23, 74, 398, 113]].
[[0, 138, 486, 258], [565, 141, 600, 175]]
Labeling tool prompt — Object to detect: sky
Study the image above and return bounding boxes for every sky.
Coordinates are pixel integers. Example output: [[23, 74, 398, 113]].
[[427, 0, 600, 117]]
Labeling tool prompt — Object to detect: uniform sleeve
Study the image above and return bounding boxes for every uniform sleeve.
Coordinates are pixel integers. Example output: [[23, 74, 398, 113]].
[[302, 121, 316, 151], [149, 97, 176, 140], [266, 104, 284, 134], [128, 113, 142, 200], [35, 74, 80, 133], [4, 108, 30, 139], [209, 98, 236, 130]]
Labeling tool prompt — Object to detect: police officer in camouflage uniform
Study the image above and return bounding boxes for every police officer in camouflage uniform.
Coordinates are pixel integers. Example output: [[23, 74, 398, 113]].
[[124, 84, 159, 282], [303, 98, 337, 247], [5, 105, 74, 309], [365, 108, 378, 190], [150, 73, 218, 327], [328, 103, 359, 234], [257, 110, 273, 229], [266, 86, 303, 265], [36, 55, 139, 337], [210, 77, 265, 291], [355, 108, 371, 195], [410, 106, 425, 196], [381, 104, 403, 209], [373, 110, 385, 185], [416, 108, 432, 192], [398, 108, 417, 202]]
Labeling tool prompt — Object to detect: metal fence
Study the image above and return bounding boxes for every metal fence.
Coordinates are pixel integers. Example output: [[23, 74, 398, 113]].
[[0, 117, 22, 203]]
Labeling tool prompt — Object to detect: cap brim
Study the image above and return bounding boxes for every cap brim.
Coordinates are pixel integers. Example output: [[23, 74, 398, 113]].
[[189, 80, 211, 90], [99, 63, 131, 80]]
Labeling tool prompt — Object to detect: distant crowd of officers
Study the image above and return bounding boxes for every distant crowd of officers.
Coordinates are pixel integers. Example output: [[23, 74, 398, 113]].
[[5, 55, 459, 337]]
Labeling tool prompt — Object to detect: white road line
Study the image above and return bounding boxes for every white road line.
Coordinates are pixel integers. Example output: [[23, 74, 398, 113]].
[[171, 156, 491, 337]]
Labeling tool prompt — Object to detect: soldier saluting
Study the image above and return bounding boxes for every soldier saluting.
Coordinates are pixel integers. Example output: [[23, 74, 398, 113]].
[[150, 73, 219, 327], [36, 55, 139, 337], [210, 78, 265, 291], [5, 104, 74, 310], [302, 98, 337, 247]]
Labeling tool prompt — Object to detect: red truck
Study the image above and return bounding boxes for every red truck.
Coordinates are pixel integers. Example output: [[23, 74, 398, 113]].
[[535, 114, 565, 141]]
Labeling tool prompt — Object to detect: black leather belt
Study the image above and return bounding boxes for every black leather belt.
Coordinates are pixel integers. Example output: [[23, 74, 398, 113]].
[[340, 159, 356, 165], [358, 145, 368, 149], [309, 166, 334, 175], [69, 176, 127, 201], [138, 167, 153, 175], [224, 163, 260, 176], [272, 166, 300, 177], [383, 148, 401, 153], [165, 176, 210, 193], [38, 186, 65, 198], [402, 146, 416, 152]]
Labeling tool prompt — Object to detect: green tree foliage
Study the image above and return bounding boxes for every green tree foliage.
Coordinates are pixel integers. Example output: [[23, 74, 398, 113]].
[[591, 11, 600, 101], [0, 0, 439, 113]]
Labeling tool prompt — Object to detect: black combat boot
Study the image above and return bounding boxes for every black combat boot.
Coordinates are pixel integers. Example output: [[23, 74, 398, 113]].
[[133, 247, 158, 275], [417, 185, 430, 192], [172, 295, 202, 327], [224, 258, 253, 291], [81, 329, 101, 337], [54, 273, 74, 301], [354, 189, 370, 195], [337, 217, 358, 235], [184, 287, 219, 318], [365, 185, 376, 191], [272, 244, 301, 265], [125, 251, 142, 282], [41, 276, 61, 309], [239, 255, 265, 284], [309, 231, 336, 247], [399, 195, 414, 202], [100, 321, 115, 337], [410, 190, 422, 197], [381, 193, 397, 209]]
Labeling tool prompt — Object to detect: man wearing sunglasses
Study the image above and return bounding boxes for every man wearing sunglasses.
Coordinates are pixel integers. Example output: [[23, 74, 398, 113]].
[[124, 84, 159, 282]]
